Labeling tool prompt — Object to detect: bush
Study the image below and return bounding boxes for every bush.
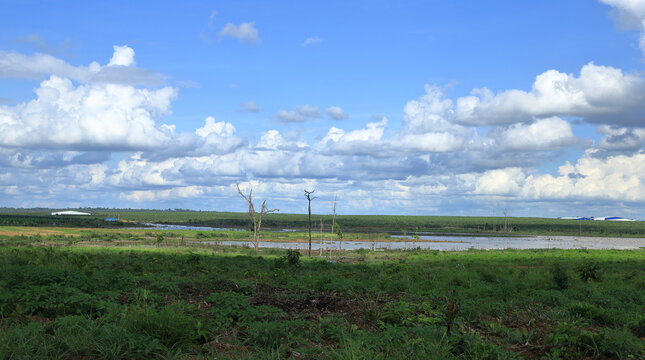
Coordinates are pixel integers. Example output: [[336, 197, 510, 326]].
[[577, 261, 601, 282], [285, 249, 301, 266], [552, 264, 569, 290]]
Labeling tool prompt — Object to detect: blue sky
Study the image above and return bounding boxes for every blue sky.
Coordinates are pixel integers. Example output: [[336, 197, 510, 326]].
[[1, 0, 645, 218]]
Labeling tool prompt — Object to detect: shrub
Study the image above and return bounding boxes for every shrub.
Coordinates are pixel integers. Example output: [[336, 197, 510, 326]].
[[552, 264, 569, 290], [285, 249, 301, 266], [577, 261, 601, 282]]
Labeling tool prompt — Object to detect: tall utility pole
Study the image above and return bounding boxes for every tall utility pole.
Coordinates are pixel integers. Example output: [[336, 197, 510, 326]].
[[331, 193, 338, 252], [319, 218, 323, 256], [304, 189, 316, 256]]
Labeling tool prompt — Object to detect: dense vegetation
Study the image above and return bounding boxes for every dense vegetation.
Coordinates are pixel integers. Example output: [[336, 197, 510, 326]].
[[0, 236, 643, 359], [0, 214, 132, 228], [1, 209, 644, 237]]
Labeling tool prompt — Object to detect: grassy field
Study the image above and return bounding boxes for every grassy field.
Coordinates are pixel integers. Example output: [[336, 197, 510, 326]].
[[1, 210, 645, 238], [0, 233, 643, 359]]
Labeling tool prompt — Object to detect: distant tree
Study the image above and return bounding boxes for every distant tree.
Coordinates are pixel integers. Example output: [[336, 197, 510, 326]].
[[304, 189, 316, 256], [237, 184, 279, 252], [156, 234, 164, 247]]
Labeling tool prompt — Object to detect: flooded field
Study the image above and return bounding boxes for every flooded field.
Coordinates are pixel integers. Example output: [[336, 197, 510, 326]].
[[199, 234, 645, 251]]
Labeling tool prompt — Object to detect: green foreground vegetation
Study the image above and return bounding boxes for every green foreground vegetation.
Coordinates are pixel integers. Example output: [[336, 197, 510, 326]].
[[0, 235, 644, 359]]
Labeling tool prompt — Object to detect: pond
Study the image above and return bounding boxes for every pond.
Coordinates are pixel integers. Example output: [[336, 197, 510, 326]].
[[197, 234, 645, 251]]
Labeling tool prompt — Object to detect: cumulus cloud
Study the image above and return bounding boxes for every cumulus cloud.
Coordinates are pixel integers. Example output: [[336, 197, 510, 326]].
[[0, 76, 177, 150], [326, 106, 348, 120], [401, 85, 463, 134], [596, 125, 645, 151], [219, 22, 260, 44], [108, 45, 136, 66], [239, 100, 260, 112], [454, 63, 645, 126], [256, 130, 307, 150], [276, 105, 321, 123], [494, 117, 579, 151], [0, 45, 164, 86], [194, 116, 245, 154], [318, 118, 388, 156], [469, 151, 645, 202]]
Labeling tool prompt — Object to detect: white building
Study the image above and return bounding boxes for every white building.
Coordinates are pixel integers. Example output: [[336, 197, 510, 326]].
[[51, 211, 92, 216]]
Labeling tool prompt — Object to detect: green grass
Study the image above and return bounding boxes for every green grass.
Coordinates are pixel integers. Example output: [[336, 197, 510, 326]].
[[0, 238, 643, 359]]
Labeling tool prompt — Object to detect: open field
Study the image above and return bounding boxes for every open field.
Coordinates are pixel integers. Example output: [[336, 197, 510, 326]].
[[0, 232, 644, 359], [1, 210, 645, 237]]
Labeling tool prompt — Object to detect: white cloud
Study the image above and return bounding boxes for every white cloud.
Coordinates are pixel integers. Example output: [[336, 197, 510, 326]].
[[468, 151, 645, 202], [239, 100, 260, 112], [600, 0, 645, 57], [596, 125, 645, 151], [192, 117, 245, 155], [257, 130, 307, 150], [454, 63, 645, 126], [326, 106, 348, 120], [301, 37, 323, 46], [0, 45, 163, 86], [276, 105, 321, 123], [196, 116, 235, 138], [395, 132, 465, 153], [0, 76, 177, 150], [401, 85, 463, 134], [496, 117, 578, 151], [108, 45, 136, 66], [473, 167, 525, 196], [317, 118, 387, 155], [219, 22, 260, 44]]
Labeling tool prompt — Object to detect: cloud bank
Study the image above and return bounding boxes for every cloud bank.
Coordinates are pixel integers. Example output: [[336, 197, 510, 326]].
[[1, 38, 644, 216]]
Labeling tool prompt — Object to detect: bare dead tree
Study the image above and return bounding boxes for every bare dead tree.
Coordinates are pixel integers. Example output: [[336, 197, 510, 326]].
[[304, 189, 316, 256], [237, 184, 279, 252]]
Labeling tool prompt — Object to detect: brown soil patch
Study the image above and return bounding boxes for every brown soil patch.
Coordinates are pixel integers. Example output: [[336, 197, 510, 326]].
[[0, 228, 81, 237], [177, 280, 243, 309]]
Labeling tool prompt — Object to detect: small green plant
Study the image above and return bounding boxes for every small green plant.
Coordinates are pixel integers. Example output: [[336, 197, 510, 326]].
[[552, 263, 569, 289], [632, 317, 645, 337], [285, 249, 301, 266], [155, 234, 164, 247], [577, 261, 601, 282], [122, 305, 199, 350]]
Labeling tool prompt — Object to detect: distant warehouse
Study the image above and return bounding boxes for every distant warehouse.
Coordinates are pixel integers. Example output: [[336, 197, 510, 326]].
[[51, 211, 92, 216], [558, 216, 635, 221]]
